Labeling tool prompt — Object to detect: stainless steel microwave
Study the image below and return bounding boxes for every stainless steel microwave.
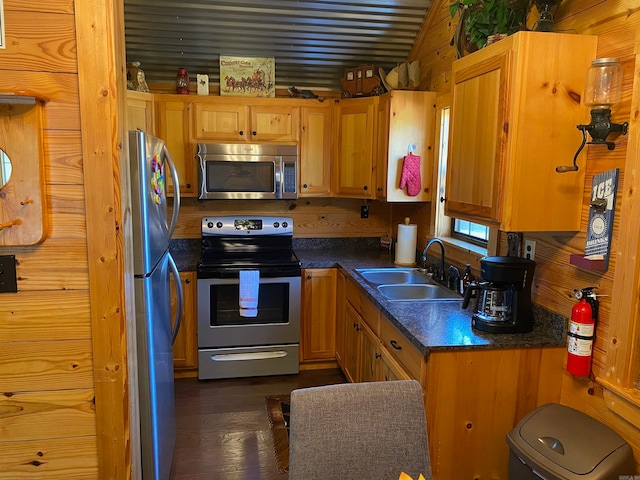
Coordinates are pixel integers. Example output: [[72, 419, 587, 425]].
[[197, 143, 298, 200]]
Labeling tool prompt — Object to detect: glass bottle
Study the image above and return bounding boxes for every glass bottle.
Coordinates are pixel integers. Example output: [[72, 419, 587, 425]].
[[176, 68, 190, 95], [461, 264, 474, 296], [584, 58, 622, 109]]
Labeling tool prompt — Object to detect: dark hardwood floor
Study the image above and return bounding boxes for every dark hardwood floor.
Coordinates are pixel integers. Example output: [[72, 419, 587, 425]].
[[170, 368, 347, 480]]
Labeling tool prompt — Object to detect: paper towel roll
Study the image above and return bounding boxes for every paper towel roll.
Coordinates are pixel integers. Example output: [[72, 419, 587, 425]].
[[395, 218, 417, 266]]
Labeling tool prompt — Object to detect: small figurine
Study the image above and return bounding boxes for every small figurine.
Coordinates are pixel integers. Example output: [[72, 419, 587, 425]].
[[287, 86, 318, 99]]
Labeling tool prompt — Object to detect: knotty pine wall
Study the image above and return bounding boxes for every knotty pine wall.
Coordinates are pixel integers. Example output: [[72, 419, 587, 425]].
[[0, 1, 99, 478], [172, 197, 391, 239], [0, 1, 131, 479], [410, 0, 640, 466]]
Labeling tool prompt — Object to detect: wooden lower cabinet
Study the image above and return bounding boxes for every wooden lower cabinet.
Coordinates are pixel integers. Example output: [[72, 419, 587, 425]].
[[300, 268, 337, 362], [337, 277, 565, 479], [170, 270, 198, 375], [342, 302, 362, 382]]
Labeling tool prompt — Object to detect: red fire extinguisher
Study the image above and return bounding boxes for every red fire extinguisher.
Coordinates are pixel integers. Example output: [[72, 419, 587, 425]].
[[567, 287, 599, 376]]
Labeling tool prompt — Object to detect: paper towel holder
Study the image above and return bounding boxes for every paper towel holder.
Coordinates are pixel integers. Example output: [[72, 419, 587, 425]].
[[394, 217, 418, 266]]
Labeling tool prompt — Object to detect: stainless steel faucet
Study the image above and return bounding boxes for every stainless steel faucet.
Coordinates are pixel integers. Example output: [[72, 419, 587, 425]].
[[422, 238, 446, 282]]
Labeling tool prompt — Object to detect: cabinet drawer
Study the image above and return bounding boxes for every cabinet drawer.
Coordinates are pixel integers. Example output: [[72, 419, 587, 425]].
[[378, 316, 424, 382], [346, 279, 379, 334]]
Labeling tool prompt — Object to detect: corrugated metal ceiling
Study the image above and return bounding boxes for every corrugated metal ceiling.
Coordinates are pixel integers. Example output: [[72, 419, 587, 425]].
[[123, 0, 431, 91]]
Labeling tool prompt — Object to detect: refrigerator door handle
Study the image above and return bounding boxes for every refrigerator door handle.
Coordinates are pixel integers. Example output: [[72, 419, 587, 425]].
[[168, 253, 183, 345], [163, 145, 181, 239]]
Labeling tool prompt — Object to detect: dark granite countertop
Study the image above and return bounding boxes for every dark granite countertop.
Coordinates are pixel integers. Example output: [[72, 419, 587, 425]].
[[294, 247, 566, 355], [170, 237, 566, 355]]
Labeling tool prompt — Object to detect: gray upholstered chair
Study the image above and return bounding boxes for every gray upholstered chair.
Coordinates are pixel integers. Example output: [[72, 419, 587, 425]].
[[288, 380, 431, 480]]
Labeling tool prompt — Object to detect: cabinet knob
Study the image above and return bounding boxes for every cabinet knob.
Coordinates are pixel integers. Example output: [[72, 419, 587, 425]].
[[303, 184, 308, 189], [390, 340, 402, 350], [375, 353, 381, 359], [440, 196, 446, 203], [306, 274, 312, 279], [239, 130, 244, 136], [252, 131, 257, 136], [186, 183, 191, 188], [377, 187, 383, 192], [363, 185, 368, 191], [185, 278, 190, 284]]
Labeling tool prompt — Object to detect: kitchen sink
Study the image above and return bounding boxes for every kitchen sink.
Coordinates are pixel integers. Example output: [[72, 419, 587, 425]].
[[354, 268, 432, 285], [355, 268, 462, 302], [376, 284, 462, 301]]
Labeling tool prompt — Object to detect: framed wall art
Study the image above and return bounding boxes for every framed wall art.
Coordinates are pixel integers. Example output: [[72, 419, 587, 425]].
[[219, 56, 275, 97]]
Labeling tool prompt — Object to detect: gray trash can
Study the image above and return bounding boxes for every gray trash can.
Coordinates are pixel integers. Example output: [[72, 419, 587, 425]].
[[507, 403, 635, 479]]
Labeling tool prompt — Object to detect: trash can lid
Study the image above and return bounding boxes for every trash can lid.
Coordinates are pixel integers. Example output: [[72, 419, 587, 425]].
[[509, 403, 629, 475]]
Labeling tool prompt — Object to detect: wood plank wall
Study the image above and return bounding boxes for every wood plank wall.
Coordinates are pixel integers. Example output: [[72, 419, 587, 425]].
[[0, 1, 99, 478], [410, 0, 640, 467], [172, 197, 391, 239]]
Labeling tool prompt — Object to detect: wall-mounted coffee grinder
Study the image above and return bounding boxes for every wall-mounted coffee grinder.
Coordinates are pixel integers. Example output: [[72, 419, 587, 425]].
[[462, 256, 536, 333]]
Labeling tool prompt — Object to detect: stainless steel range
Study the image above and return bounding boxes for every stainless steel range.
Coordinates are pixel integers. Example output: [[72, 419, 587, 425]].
[[196, 215, 301, 380]]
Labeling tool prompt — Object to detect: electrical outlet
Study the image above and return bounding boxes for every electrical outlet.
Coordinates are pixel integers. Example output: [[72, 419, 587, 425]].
[[360, 205, 369, 219], [0, 255, 18, 293], [524, 240, 536, 261]]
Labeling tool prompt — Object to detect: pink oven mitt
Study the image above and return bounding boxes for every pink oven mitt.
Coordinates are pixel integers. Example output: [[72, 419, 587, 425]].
[[399, 153, 421, 196]]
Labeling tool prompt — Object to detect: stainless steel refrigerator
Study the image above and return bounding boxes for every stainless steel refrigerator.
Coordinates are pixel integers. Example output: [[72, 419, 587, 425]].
[[128, 130, 183, 480]]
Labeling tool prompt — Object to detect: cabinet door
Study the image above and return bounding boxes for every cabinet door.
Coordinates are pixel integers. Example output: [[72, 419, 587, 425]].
[[250, 105, 299, 142], [380, 346, 413, 381], [382, 90, 436, 202], [126, 91, 154, 133], [445, 52, 509, 226], [375, 94, 390, 200], [343, 303, 363, 383], [335, 270, 347, 368], [193, 102, 249, 141], [360, 321, 380, 382], [300, 106, 332, 196], [170, 271, 198, 372], [301, 268, 337, 361], [156, 97, 196, 196], [332, 98, 376, 198]]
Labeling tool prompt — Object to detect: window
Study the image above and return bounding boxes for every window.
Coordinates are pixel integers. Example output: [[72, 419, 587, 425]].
[[435, 106, 488, 249], [451, 219, 489, 247]]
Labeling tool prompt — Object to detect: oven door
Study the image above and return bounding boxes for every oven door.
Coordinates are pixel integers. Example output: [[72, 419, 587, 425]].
[[197, 275, 301, 348]]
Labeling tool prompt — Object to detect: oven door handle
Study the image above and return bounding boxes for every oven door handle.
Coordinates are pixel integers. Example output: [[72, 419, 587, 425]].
[[168, 253, 183, 345], [210, 351, 289, 361]]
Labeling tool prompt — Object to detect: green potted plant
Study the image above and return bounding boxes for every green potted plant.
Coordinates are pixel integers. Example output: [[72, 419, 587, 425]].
[[450, 0, 532, 56]]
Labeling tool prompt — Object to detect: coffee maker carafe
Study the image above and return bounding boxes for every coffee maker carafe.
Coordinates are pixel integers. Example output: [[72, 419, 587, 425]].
[[462, 256, 536, 333]]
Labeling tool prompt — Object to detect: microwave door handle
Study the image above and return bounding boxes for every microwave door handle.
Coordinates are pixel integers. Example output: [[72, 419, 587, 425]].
[[163, 145, 180, 238], [274, 156, 282, 198]]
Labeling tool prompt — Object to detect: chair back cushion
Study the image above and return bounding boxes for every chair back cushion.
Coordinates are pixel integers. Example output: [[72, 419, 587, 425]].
[[289, 380, 431, 479]]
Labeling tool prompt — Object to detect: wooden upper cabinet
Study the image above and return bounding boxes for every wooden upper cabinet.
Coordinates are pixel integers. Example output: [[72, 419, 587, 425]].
[[193, 98, 299, 142], [300, 105, 332, 196], [445, 31, 598, 231], [376, 90, 436, 202], [193, 102, 248, 141], [126, 90, 155, 133], [155, 95, 196, 197], [332, 96, 377, 198], [249, 105, 299, 142]]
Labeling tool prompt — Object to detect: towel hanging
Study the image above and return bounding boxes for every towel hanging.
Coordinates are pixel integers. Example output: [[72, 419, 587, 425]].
[[399, 153, 421, 196], [239, 269, 259, 317]]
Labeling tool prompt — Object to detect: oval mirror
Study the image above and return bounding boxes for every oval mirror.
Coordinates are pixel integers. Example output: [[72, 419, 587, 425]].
[[0, 149, 12, 189]]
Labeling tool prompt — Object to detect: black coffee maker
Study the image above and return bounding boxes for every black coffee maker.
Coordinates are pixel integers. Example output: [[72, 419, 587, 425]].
[[462, 256, 536, 333]]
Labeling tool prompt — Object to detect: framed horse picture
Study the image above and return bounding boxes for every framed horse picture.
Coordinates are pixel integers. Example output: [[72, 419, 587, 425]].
[[219, 56, 275, 97]]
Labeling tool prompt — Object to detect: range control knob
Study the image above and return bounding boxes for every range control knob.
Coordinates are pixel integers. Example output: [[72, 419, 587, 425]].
[[216, 222, 223, 229], [282, 221, 288, 228], [273, 222, 280, 228], [207, 222, 214, 229]]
